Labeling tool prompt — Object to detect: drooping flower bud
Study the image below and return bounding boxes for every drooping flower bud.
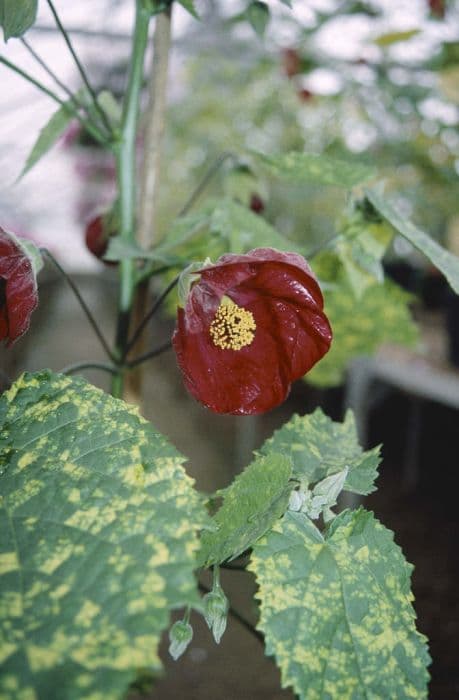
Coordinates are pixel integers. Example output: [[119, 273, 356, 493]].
[[84, 207, 119, 264], [203, 584, 229, 644], [168, 619, 193, 661]]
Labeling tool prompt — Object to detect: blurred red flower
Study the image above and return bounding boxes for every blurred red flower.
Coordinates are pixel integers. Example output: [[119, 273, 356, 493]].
[[173, 248, 332, 415], [428, 0, 445, 17], [84, 209, 118, 264], [282, 48, 301, 78], [0, 227, 40, 346]]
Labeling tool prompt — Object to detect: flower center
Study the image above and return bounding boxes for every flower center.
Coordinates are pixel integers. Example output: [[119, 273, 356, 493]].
[[209, 297, 256, 351]]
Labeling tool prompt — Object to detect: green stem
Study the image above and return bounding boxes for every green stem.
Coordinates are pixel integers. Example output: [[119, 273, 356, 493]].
[[305, 232, 343, 258], [178, 152, 235, 217], [212, 564, 221, 589], [126, 340, 171, 369], [0, 55, 108, 145], [111, 1, 151, 396], [183, 607, 191, 625], [42, 249, 116, 362], [61, 361, 119, 376], [123, 274, 179, 357], [20, 37, 81, 106], [46, 0, 114, 137]]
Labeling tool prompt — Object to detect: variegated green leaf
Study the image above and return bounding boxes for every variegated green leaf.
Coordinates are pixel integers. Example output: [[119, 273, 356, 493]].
[[249, 508, 430, 700], [307, 275, 419, 387], [259, 408, 380, 495], [0, 371, 206, 700], [197, 453, 293, 567], [252, 151, 376, 188], [0, 0, 37, 40], [366, 188, 459, 294]]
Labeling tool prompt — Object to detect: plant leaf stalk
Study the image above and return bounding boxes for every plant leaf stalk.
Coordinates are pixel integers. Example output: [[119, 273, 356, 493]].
[[123, 274, 179, 357], [0, 55, 109, 145], [20, 37, 85, 109], [45, 0, 114, 138], [42, 249, 115, 362], [61, 362, 118, 376]]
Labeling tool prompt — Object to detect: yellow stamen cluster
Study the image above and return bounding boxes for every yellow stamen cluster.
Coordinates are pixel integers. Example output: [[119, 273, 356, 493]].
[[209, 298, 256, 351]]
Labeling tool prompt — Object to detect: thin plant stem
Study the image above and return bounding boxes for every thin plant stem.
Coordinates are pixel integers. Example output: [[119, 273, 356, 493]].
[[45, 0, 114, 137], [61, 361, 119, 376], [0, 55, 109, 145], [126, 340, 172, 369], [220, 562, 249, 571], [20, 37, 82, 107], [111, 1, 151, 397], [42, 249, 116, 362], [305, 232, 343, 258], [198, 581, 264, 646], [136, 263, 176, 285], [178, 151, 235, 217], [124, 275, 179, 357], [33, 24, 131, 41]]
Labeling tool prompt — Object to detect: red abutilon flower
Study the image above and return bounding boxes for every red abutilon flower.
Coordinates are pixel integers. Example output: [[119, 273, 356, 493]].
[[172, 248, 332, 415], [0, 227, 41, 346], [84, 209, 118, 265]]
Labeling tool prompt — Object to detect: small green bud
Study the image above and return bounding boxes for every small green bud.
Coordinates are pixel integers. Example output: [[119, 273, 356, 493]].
[[168, 620, 193, 660], [203, 586, 229, 644]]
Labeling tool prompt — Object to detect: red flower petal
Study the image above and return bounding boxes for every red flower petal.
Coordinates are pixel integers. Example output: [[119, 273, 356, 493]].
[[0, 228, 39, 346], [173, 248, 332, 415]]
